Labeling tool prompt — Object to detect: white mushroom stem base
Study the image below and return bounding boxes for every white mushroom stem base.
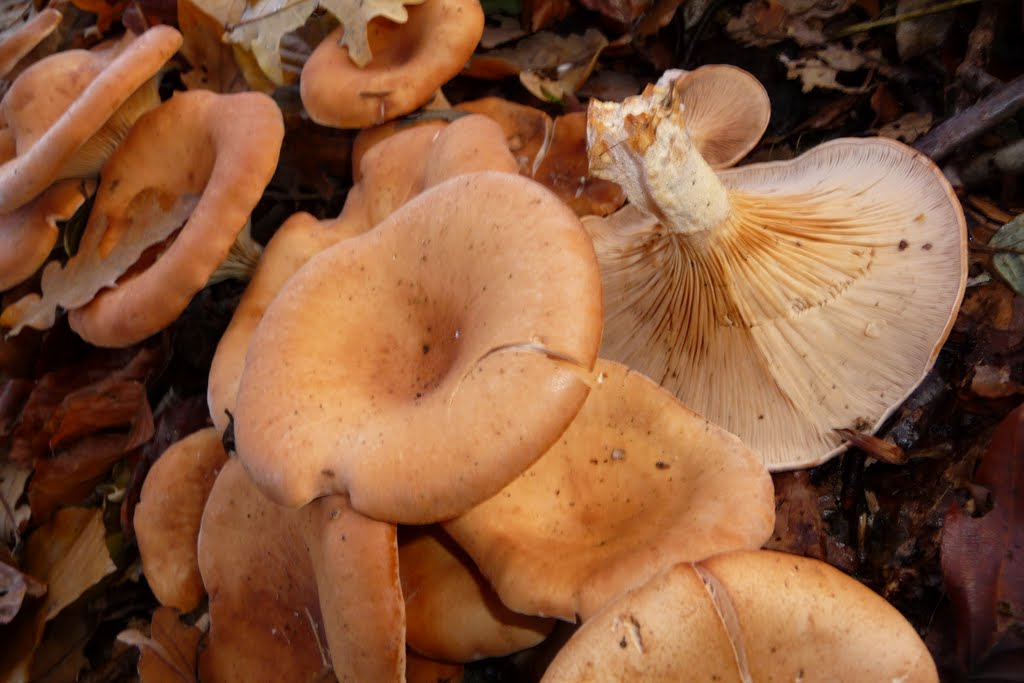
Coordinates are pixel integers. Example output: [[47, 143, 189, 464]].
[[585, 84, 966, 469]]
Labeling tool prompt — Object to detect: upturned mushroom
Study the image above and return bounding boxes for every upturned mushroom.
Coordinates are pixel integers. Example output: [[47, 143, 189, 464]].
[[584, 78, 967, 469], [0, 8, 62, 79], [300, 0, 484, 128], [1, 89, 284, 346], [233, 171, 603, 523], [445, 359, 774, 621], [540, 550, 938, 682], [0, 25, 182, 212]]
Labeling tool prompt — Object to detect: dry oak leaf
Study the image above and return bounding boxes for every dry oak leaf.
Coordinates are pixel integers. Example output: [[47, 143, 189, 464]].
[[119, 606, 202, 683], [0, 193, 198, 336], [224, 0, 424, 84]]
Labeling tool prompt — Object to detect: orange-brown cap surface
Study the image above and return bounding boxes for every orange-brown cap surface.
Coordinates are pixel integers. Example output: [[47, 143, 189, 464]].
[[135, 427, 227, 612], [65, 89, 283, 347], [541, 550, 938, 681], [0, 26, 182, 212], [0, 8, 62, 78], [234, 171, 603, 523], [300, 0, 484, 128], [445, 359, 774, 621], [401, 526, 554, 662]]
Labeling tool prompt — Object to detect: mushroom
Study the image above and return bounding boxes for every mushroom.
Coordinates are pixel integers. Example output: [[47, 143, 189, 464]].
[[300, 0, 484, 128], [656, 64, 771, 169], [0, 179, 93, 291], [0, 89, 284, 345], [207, 114, 516, 433], [233, 171, 603, 523], [400, 526, 554, 662], [540, 550, 938, 682], [583, 79, 967, 469], [134, 427, 227, 612], [198, 458, 405, 682], [0, 8, 62, 79], [0, 25, 182, 212], [445, 359, 774, 621]]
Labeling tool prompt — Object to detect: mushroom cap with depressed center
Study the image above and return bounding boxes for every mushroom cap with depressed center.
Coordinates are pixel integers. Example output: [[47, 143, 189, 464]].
[[541, 550, 938, 682], [586, 85, 967, 469], [300, 0, 484, 128], [134, 427, 227, 612], [207, 114, 515, 434], [234, 171, 603, 523], [0, 8, 62, 79], [655, 65, 770, 169], [400, 526, 554, 662], [66, 89, 284, 347], [0, 26, 182, 212], [445, 359, 774, 621], [0, 179, 92, 291]]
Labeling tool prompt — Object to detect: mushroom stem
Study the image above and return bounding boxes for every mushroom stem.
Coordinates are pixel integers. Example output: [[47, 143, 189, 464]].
[[207, 222, 262, 285], [587, 84, 730, 236]]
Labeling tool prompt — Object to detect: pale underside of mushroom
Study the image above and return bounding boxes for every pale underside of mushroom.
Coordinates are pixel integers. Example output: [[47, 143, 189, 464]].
[[585, 84, 966, 469]]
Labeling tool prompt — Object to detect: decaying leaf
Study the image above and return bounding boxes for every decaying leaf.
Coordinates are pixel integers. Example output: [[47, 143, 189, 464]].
[[991, 214, 1024, 297], [0, 559, 46, 624], [942, 403, 1024, 670], [877, 111, 933, 144], [726, 0, 853, 47], [778, 45, 875, 94], [119, 606, 202, 683], [178, 0, 249, 92], [70, 0, 130, 32], [465, 29, 608, 102], [0, 194, 199, 336], [226, 0, 315, 85], [221, 0, 424, 84], [0, 458, 31, 544], [0, 0, 33, 34]]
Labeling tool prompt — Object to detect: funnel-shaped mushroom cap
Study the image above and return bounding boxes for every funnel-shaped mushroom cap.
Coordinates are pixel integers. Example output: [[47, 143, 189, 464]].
[[197, 459, 332, 683], [456, 97, 553, 175], [0, 26, 182, 212], [445, 359, 774, 621], [234, 171, 603, 523], [60, 90, 283, 347], [135, 427, 228, 612], [656, 65, 770, 169], [0, 179, 91, 291], [300, 0, 484, 128], [0, 8, 62, 78], [586, 85, 967, 469], [208, 115, 515, 434], [401, 527, 554, 662], [541, 551, 938, 682]]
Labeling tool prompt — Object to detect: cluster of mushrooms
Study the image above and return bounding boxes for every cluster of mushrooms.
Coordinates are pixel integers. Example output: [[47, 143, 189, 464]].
[[0, 3, 969, 681]]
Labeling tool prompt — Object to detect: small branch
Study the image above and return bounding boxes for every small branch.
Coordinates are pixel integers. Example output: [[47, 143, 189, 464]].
[[914, 75, 1024, 162], [830, 0, 982, 38]]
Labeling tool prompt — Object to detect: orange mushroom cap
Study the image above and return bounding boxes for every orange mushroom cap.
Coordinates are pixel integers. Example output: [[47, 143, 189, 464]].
[[0, 179, 92, 291], [62, 90, 283, 347], [0, 8, 62, 79], [300, 0, 484, 128], [400, 526, 554, 662], [207, 114, 515, 433], [234, 171, 603, 523], [134, 427, 228, 612], [445, 359, 774, 621], [541, 550, 938, 682], [0, 26, 182, 212]]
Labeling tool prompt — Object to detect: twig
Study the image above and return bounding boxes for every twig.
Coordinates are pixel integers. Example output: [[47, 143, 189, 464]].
[[914, 75, 1024, 162], [830, 0, 983, 38]]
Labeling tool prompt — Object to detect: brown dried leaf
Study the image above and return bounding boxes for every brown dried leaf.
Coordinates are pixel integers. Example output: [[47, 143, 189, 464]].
[[29, 609, 91, 683], [0, 457, 31, 544], [178, 0, 249, 92], [577, 0, 651, 24], [1, 194, 199, 336], [119, 607, 202, 683], [29, 433, 135, 523], [942, 403, 1024, 669], [0, 560, 46, 624], [726, 0, 852, 47]]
